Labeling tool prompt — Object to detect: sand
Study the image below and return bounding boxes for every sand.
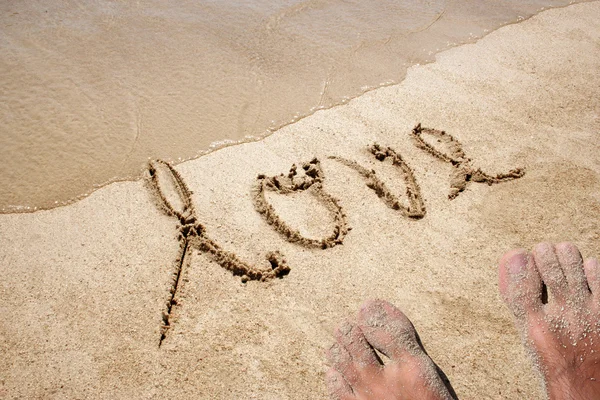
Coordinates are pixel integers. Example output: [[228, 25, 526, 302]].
[[1, 2, 600, 398]]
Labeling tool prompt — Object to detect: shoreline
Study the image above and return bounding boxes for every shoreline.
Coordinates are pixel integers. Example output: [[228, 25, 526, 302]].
[[2, 2, 600, 399], [1, 0, 593, 214]]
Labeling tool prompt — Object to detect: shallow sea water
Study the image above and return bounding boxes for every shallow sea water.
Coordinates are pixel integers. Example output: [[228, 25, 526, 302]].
[[0, 0, 586, 212]]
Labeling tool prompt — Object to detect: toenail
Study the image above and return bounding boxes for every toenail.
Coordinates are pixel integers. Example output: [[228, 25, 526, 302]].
[[364, 309, 387, 328], [339, 322, 353, 335], [508, 252, 528, 274]]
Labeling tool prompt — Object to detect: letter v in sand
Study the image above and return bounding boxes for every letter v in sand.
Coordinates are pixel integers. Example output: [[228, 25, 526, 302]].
[[329, 144, 426, 219]]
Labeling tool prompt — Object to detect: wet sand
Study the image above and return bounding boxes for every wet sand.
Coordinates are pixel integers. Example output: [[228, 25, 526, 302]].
[[0, 0, 588, 212], [1, 2, 600, 399]]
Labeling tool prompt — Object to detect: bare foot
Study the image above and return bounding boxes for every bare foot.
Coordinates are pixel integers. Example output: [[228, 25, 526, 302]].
[[499, 242, 600, 400], [326, 299, 456, 400]]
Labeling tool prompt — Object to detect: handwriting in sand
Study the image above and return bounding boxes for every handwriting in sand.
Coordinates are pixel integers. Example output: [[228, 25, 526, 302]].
[[148, 124, 524, 346]]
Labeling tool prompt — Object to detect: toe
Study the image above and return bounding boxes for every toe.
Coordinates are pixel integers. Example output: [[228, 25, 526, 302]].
[[584, 257, 600, 297], [498, 248, 544, 317], [532, 242, 568, 304], [355, 300, 455, 400], [334, 321, 381, 370], [555, 242, 590, 301], [327, 321, 380, 388], [325, 368, 354, 400], [356, 299, 421, 361], [327, 342, 359, 386]]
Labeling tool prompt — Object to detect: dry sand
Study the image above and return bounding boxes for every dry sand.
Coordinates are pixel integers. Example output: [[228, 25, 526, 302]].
[[2, 2, 600, 399]]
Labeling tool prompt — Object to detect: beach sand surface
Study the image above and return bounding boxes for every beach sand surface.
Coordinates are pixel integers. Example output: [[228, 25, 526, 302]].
[[1, 2, 600, 399]]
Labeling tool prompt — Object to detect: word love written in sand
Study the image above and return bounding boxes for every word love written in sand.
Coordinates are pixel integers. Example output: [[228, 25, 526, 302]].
[[147, 124, 524, 346]]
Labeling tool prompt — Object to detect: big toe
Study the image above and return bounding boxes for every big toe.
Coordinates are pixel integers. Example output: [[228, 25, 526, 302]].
[[356, 299, 420, 361], [498, 248, 543, 318]]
